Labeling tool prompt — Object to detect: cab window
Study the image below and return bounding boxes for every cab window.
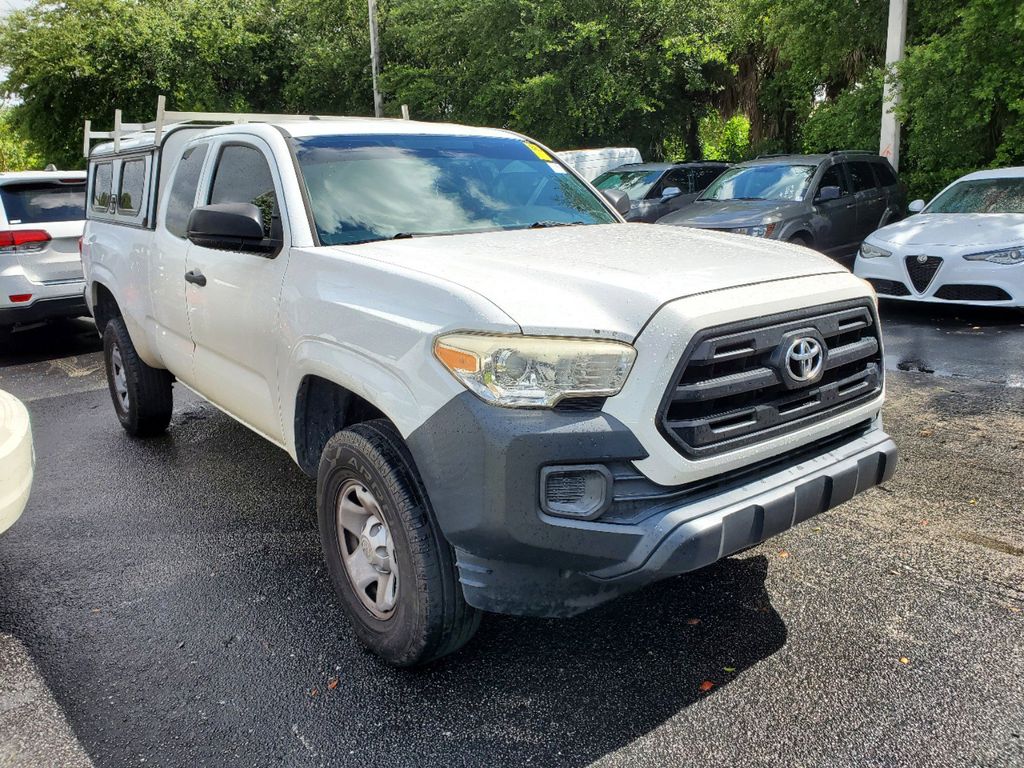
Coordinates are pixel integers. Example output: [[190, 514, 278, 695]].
[[208, 144, 281, 240], [165, 144, 209, 238], [117, 158, 146, 215], [847, 162, 878, 193]]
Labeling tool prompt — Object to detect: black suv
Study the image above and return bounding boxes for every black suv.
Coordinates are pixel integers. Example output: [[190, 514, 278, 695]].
[[592, 162, 729, 223], [657, 151, 907, 265]]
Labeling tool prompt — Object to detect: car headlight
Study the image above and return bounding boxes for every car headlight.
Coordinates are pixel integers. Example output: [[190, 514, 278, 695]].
[[729, 222, 777, 238], [963, 247, 1024, 265], [434, 333, 636, 408], [859, 242, 892, 259]]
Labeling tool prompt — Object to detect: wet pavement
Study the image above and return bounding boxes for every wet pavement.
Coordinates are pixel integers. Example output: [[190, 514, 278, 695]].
[[0, 313, 1022, 767]]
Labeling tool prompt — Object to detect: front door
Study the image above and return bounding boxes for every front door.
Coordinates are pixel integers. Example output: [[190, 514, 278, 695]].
[[812, 163, 859, 258], [184, 139, 291, 443]]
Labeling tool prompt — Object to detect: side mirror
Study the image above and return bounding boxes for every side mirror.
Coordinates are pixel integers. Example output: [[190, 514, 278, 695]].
[[187, 203, 279, 255], [601, 188, 632, 217], [908, 199, 926, 213], [815, 186, 841, 203], [660, 186, 682, 200]]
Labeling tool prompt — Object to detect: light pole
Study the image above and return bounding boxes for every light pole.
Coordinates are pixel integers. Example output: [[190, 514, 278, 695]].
[[368, 0, 383, 118], [879, 0, 907, 170]]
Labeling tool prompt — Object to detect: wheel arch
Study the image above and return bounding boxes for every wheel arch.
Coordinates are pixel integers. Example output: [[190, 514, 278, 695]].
[[293, 375, 387, 477]]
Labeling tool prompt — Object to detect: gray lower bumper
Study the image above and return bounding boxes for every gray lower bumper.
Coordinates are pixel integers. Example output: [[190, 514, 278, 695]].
[[448, 427, 896, 617]]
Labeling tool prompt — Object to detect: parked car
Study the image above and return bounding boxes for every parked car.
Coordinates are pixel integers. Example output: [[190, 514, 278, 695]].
[[657, 151, 906, 266], [0, 170, 88, 333], [82, 104, 896, 666], [592, 162, 729, 223], [0, 389, 33, 535], [555, 147, 642, 181], [855, 167, 1024, 306]]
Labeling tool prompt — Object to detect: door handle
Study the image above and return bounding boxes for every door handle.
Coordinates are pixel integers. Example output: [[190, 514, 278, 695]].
[[184, 269, 207, 287]]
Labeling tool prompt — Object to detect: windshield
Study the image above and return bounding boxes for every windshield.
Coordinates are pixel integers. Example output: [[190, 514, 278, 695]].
[[926, 177, 1024, 214], [290, 134, 616, 246], [592, 169, 662, 202], [699, 164, 815, 202], [0, 181, 86, 224]]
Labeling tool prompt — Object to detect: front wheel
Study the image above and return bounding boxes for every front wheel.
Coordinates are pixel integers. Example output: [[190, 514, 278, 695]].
[[317, 419, 480, 666], [103, 317, 173, 437]]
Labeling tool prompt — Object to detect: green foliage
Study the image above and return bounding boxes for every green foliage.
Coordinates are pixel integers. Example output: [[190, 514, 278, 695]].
[[0, 109, 42, 172], [896, 0, 1024, 198], [801, 69, 883, 154], [0, 0, 1019, 195], [698, 113, 751, 161]]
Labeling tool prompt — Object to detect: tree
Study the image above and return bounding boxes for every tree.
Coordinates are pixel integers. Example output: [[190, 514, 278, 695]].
[[0, 109, 42, 171]]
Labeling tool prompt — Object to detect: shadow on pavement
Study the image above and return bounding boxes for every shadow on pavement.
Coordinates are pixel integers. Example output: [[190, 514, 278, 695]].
[[0, 317, 101, 367], [1, 388, 787, 768]]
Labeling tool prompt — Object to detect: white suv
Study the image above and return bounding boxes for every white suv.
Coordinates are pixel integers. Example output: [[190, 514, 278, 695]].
[[82, 107, 896, 665], [0, 170, 88, 331]]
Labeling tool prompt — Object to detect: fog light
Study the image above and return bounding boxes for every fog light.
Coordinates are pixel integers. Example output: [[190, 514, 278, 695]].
[[539, 465, 613, 520]]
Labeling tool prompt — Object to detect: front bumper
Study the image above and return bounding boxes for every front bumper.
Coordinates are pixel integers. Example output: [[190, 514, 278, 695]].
[[855, 251, 1024, 307], [407, 391, 897, 617]]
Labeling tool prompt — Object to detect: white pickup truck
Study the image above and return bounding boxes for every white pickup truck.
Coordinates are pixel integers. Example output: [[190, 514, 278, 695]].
[[82, 107, 896, 666]]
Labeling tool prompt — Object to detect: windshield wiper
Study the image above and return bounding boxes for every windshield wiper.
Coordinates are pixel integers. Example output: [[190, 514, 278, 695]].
[[729, 197, 767, 201], [528, 220, 585, 229]]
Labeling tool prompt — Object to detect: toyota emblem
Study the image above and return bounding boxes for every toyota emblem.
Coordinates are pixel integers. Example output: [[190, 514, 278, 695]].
[[786, 337, 824, 382]]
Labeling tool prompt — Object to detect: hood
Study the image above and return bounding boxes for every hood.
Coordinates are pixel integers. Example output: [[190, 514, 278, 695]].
[[870, 213, 1024, 249], [327, 223, 847, 341], [657, 199, 803, 228]]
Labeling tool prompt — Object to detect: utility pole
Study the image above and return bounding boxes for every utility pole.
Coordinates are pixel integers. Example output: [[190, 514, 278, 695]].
[[879, 0, 908, 170], [368, 0, 383, 118]]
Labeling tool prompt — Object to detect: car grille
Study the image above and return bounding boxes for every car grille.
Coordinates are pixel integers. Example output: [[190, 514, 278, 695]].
[[866, 278, 911, 297], [658, 301, 883, 458], [934, 284, 1012, 302], [905, 256, 943, 292]]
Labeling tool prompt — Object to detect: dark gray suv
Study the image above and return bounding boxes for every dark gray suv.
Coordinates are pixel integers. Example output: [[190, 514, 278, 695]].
[[593, 162, 729, 223], [656, 151, 906, 265]]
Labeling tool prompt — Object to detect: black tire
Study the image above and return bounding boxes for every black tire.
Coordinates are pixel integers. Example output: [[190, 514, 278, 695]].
[[317, 419, 480, 666], [787, 234, 810, 248], [103, 317, 173, 437]]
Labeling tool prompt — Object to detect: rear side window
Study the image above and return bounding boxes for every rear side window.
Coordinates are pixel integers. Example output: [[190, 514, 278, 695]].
[[165, 144, 209, 238], [92, 163, 112, 211], [873, 162, 898, 187], [208, 144, 280, 239], [118, 159, 146, 215], [693, 167, 724, 191], [847, 162, 878, 192], [0, 181, 86, 224]]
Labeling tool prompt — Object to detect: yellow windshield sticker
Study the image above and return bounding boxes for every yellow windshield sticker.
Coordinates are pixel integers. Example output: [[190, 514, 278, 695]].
[[524, 142, 553, 161]]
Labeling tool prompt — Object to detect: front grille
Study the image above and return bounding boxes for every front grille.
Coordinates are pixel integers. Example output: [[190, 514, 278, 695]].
[[658, 301, 883, 458], [866, 278, 911, 297], [934, 284, 1012, 302], [905, 256, 943, 292]]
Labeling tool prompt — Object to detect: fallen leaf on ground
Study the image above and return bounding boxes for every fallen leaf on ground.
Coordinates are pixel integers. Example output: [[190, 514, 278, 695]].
[[778, 550, 790, 559], [309, 687, 319, 696], [723, 667, 736, 673], [899, 657, 910, 664], [969, 499, 978, 505], [919, 429, 933, 437], [699, 680, 714, 692], [327, 677, 339, 690], [686, 618, 701, 625]]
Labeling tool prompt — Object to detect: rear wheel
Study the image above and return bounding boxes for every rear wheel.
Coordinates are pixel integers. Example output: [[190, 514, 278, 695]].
[[103, 317, 173, 437], [317, 419, 480, 666]]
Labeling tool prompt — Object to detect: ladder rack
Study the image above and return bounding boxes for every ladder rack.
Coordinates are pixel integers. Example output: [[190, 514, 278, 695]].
[[82, 95, 367, 157]]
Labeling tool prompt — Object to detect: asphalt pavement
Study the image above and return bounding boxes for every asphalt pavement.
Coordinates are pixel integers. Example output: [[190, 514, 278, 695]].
[[0, 308, 1021, 767]]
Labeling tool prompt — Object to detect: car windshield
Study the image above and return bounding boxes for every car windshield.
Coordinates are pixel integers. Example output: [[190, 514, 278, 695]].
[[0, 181, 86, 224], [592, 169, 662, 202], [699, 164, 815, 202], [925, 177, 1024, 214], [290, 134, 617, 246]]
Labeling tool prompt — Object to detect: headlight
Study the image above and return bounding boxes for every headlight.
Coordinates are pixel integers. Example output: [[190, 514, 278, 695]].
[[434, 333, 636, 408], [963, 247, 1024, 265], [729, 222, 777, 238], [859, 242, 892, 259]]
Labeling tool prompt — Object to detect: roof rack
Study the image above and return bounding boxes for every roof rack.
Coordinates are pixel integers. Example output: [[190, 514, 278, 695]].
[[754, 152, 791, 159], [828, 149, 876, 156], [82, 95, 374, 157]]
